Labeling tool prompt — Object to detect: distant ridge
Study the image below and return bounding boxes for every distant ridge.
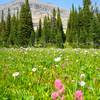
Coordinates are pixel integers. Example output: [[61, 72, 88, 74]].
[[0, 0, 70, 30]]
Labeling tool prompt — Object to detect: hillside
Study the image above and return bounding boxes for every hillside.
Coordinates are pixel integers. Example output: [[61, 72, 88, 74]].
[[0, 0, 70, 30]]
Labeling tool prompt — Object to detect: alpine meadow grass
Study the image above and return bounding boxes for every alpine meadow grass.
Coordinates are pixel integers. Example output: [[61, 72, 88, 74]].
[[0, 48, 100, 100]]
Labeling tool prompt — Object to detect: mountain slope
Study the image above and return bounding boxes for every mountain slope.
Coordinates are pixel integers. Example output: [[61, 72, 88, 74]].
[[0, 0, 70, 30]]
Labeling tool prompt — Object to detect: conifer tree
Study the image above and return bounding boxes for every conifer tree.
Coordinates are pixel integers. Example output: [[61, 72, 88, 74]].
[[18, 0, 33, 46], [15, 9, 20, 45], [66, 0, 94, 48], [8, 13, 18, 46], [43, 16, 51, 45], [56, 8, 64, 47], [5, 8, 11, 46], [82, 0, 93, 47], [50, 8, 57, 44], [0, 10, 6, 46], [57, 8, 65, 42], [91, 10, 100, 48], [38, 19, 42, 38], [77, 7, 85, 47], [42, 16, 48, 45], [36, 19, 42, 43], [29, 28, 35, 46], [66, 5, 79, 47]]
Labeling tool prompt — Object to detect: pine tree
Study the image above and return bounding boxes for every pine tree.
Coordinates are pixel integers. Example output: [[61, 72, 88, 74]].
[[66, 0, 96, 48], [91, 10, 100, 48], [50, 8, 57, 44], [78, 7, 85, 47], [15, 9, 20, 45], [41, 16, 51, 46], [82, 0, 93, 47], [8, 13, 18, 46], [42, 16, 48, 46], [36, 19, 42, 43], [18, 0, 33, 47], [29, 28, 35, 46], [56, 8, 64, 48], [25, 0, 33, 34], [0, 10, 6, 46], [5, 8, 11, 46], [66, 5, 79, 47]]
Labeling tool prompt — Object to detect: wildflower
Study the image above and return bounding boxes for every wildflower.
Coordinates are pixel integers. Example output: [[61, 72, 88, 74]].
[[80, 74, 85, 79], [52, 79, 65, 100], [84, 50, 88, 53], [55, 65, 59, 67], [60, 95, 64, 100], [96, 67, 100, 71], [12, 72, 19, 77], [88, 86, 93, 91], [43, 67, 46, 70], [79, 81, 86, 87], [76, 60, 79, 63], [54, 57, 61, 62], [74, 90, 83, 100], [58, 85, 65, 95], [72, 80, 75, 83], [24, 51, 27, 54], [54, 79, 63, 90], [51, 92, 59, 100], [32, 68, 37, 72]]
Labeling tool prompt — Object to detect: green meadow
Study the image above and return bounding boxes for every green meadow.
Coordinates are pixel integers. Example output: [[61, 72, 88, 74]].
[[0, 48, 100, 100]]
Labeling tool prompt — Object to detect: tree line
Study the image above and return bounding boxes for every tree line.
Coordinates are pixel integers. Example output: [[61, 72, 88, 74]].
[[66, 0, 100, 48], [0, 0, 100, 48]]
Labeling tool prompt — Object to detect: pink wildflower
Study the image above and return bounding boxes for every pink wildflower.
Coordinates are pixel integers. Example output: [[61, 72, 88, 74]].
[[54, 79, 63, 90], [51, 92, 59, 100], [74, 90, 84, 100], [60, 95, 65, 100], [58, 85, 65, 95], [52, 79, 65, 100]]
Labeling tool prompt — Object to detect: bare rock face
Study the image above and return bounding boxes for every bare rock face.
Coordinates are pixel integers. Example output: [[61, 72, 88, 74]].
[[0, 0, 70, 30]]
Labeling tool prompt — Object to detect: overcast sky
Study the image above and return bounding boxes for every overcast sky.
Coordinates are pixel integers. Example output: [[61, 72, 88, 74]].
[[0, 0, 100, 9]]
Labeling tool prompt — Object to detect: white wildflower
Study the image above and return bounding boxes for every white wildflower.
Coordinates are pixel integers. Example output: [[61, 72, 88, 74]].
[[80, 74, 85, 78], [84, 50, 88, 53], [88, 86, 93, 90], [76, 60, 79, 62], [43, 67, 46, 70], [72, 80, 75, 83], [54, 57, 61, 62], [79, 81, 86, 87], [25, 48, 28, 51], [24, 51, 27, 54], [12, 72, 19, 77], [55, 65, 59, 67], [32, 68, 37, 72]]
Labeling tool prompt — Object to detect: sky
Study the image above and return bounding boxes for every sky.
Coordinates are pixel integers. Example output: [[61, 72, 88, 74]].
[[0, 0, 100, 9]]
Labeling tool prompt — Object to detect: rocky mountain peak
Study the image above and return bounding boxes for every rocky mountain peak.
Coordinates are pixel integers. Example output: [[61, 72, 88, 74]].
[[0, 0, 70, 30]]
